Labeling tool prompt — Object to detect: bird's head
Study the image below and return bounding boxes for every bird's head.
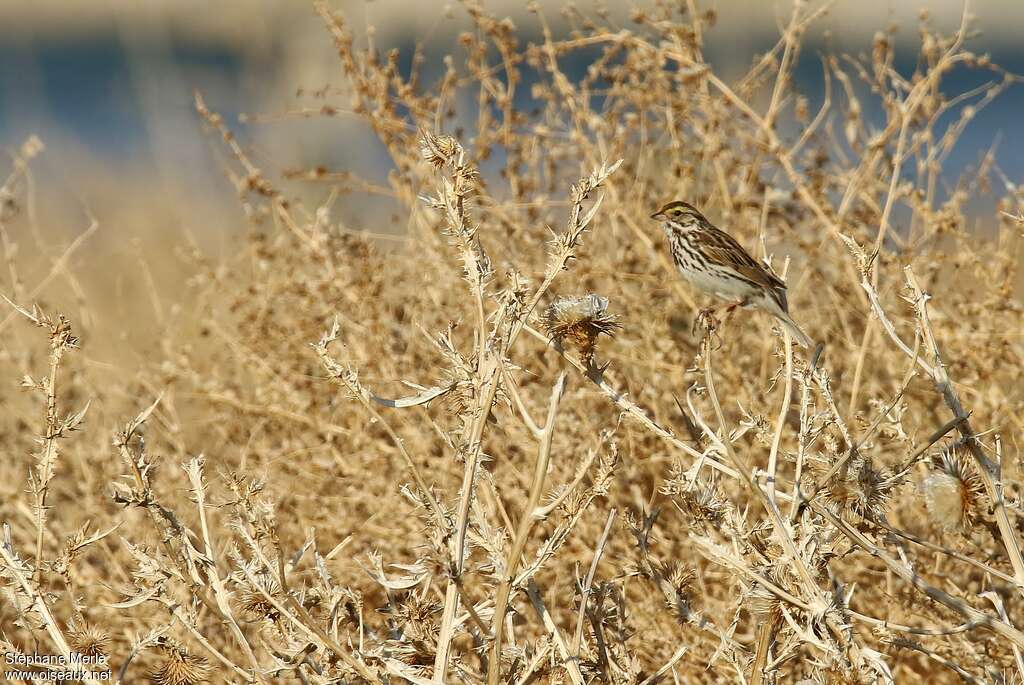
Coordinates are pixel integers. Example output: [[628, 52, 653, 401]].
[[649, 200, 706, 227]]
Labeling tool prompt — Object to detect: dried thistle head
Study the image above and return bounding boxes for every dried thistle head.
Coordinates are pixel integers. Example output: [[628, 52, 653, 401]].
[[419, 131, 461, 168], [923, 442, 985, 532], [661, 469, 728, 529], [559, 488, 590, 517], [748, 570, 784, 622], [590, 445, 619, 496], [390, 590, 442, 644], [813, 655, 877, 685], [630, 557, 695, 623], [68, 620, 111, 659], [543, 294, 620, 364], [816, 455, 901, 522], [657, 559, 696, 602], [237, 569, 281, 621], [150, 642, 211, 685]]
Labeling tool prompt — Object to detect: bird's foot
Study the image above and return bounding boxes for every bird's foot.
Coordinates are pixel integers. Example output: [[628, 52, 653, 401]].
[[721, 299, 746, 323]]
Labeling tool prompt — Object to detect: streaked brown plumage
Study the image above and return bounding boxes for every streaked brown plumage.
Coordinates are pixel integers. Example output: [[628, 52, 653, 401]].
[[651, 200, 813, 347]]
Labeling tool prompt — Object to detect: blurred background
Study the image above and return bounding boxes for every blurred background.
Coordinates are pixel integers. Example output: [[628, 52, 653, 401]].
[[1, 0, 1022, 363]]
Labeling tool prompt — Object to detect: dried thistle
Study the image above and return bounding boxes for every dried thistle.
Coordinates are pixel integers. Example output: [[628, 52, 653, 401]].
[[543, 294, 620, 364], [390, 590, 442, 644], [419, 131, 461, 168], [923, 442, 986, 532], [237, 568, 281, 621], [657, 559, 696, 602], [816, 455, 902, 522], [67, 620, 111, 659], [149, 643, 211, 685], [661, 469, 728, 529], [748, 566, 786, 622], [2, 6, 1021, 685]]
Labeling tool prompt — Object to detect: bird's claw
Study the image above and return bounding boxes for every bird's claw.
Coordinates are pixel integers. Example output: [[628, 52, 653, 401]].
[[722, 299, 745, 323]]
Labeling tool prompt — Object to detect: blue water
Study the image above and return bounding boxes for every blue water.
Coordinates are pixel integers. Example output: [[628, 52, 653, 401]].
[[0, 36, 238, 156], [1, 28, 1020, 205]]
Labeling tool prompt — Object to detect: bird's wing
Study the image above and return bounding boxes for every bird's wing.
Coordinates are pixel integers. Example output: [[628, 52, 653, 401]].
[[701, 227, 789, 307]]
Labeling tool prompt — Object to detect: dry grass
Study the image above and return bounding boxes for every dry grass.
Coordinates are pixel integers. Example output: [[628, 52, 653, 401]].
[[2, 2, 1024, 684]]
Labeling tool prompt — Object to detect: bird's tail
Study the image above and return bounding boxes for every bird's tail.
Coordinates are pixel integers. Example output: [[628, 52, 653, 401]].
[[775, 312, 813, 348]]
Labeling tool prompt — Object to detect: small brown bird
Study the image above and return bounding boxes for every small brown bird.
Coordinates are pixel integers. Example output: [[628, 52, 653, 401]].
[[651, 200, 813, 347]]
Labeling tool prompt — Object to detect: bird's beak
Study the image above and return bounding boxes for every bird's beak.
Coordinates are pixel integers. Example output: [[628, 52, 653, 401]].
[[650, 211, 665, 220]]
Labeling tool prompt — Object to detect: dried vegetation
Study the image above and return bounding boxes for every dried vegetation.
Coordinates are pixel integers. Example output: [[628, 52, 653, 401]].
[[2, 1, 1024, 683]]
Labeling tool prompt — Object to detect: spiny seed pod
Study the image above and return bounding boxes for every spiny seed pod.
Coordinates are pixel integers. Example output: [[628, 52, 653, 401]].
[[67, 621, 110, 659], [817, 456, 899, 522], [393, 592, 442, 643], [923, 443, 985, 532], [748, 566, 786, 621], [419, 132, 461, 168], [543, 294, 621, 364], [150, 645, 211, 685], [662, 476, 728, 528], [238, 570, 281, 621], [560, 489, 590, 517], [662, 561, 695, 600]]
